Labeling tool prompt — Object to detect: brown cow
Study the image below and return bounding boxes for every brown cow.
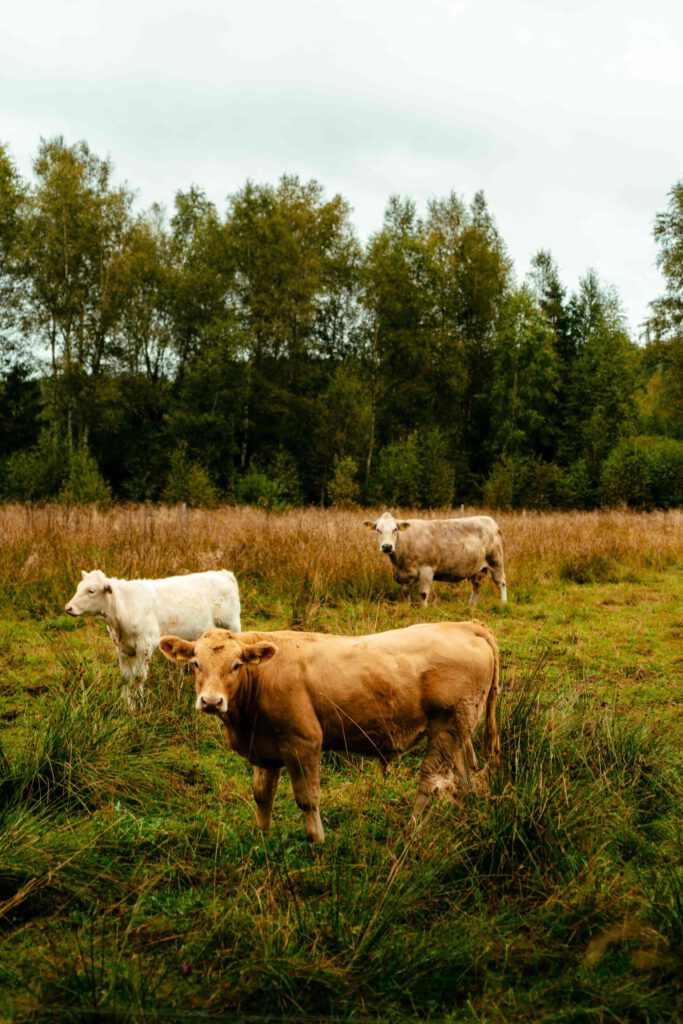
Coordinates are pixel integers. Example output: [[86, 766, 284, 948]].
[[160, 621, 501, 844], [364, 511, 508, 607]]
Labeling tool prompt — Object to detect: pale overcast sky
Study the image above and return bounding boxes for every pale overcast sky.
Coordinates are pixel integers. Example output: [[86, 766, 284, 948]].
[[2, 0, 682, 335]]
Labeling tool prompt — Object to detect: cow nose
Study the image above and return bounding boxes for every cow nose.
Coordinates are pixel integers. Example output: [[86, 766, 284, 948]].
[[381, 543, 394, 553], [200, 694, 224, 711], [65, 604, 74, 615]]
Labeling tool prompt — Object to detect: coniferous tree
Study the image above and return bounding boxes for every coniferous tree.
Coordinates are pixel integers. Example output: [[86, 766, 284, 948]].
[[562, 271, 639, 479]]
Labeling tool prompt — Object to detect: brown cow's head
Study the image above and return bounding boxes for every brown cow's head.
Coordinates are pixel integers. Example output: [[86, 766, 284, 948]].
[[363, 511, 410, 555], [159, 628, 277, 715]]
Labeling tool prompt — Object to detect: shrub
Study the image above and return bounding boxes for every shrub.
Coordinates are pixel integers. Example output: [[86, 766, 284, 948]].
[[367, 429, 453, 508], [161, 444, 219, 508], [483, 456, 516, 509], [58, 445, 112, 508], [327, 455, 360, 507], [2, 430, 66, 501], [484, 455, 581, 510], [235, 449, 302, 510], [600, 435, 683, 508]]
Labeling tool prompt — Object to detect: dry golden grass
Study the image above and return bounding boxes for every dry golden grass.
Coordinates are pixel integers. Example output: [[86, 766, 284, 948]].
[[1, 503, 681, 600]]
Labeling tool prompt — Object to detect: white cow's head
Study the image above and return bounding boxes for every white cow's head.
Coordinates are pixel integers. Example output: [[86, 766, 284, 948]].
[[363, 511, 410, 555], [65, 569, 113, 617]]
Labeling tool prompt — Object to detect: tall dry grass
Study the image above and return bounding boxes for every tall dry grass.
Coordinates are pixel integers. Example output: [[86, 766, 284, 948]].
[[1, 504, 682, 607]]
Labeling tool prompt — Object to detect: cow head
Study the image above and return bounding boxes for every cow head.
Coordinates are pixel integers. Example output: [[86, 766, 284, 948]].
[[65, 569, 113, 617], [363, 511, 410, 555], [159, 628, 278, 715]]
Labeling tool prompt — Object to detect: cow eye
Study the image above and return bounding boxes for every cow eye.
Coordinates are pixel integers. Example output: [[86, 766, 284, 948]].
[[87, 588, 96, 594], [232, 661, 241, 671]]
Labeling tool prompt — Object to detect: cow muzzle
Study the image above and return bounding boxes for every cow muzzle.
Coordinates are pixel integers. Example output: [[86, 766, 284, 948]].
[[381, 543, 394, 554], [64, 604, 78, 616], [197, 693, 227, 714]]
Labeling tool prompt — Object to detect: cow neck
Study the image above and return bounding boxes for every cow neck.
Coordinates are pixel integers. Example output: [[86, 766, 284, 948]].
[[222, 663, 260, 732], [99, 582, 117, 635]]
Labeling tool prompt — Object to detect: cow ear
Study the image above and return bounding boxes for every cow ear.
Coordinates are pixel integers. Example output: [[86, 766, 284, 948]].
[[397, 521, 410, 531], [81, 570, 88, 579], [159, 636, 195, 664], [103, 584, 112, 594], [243, 641, 277, 665], [363, 520, 376, 530]]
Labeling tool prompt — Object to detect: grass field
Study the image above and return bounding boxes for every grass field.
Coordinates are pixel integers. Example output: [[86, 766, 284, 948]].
[[0, 504, 681, 1022]]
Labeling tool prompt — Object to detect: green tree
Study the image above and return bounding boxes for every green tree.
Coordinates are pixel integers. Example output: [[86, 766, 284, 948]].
[[161, 443, 219, 508], [327, 455, 360, 507], [643, 181, 683, 439], [21, 137, 135, 447], [0, 142, 26, 369], [424, 192, 512, 487], [489, 286, 560, 459], [58, 443, 112, 507], [600, 435, 683, 508], [364, 195, 432, 433], [111, 206, 175, 380], [224, 175, 361, 485], [562, 271, 639, 479], [310, 364, 374, 502]]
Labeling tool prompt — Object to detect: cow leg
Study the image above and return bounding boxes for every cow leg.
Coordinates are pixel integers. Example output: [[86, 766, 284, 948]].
[[482, 675, 501, 763], [488, 561, 507, 603], [119, 656, 144, 710], [468, 569, 488, 607], [284, 750, 324, 844], [253, 766, 281, 834], [412, 715, 473, 821], [118, 644, 152, 710], [418, 567, 434, 606]]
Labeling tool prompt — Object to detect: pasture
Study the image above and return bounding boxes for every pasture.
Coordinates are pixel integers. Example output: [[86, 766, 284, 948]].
[[0, 505, 681, 1022]]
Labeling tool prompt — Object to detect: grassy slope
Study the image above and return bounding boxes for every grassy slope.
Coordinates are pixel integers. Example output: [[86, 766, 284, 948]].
[[0, 506, 681, 1022]]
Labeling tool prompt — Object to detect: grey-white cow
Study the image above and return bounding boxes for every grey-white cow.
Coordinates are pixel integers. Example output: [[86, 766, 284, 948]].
[[364, 511, 507, 607]]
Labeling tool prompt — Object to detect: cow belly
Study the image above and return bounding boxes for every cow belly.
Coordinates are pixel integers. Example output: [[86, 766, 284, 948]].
[[164, 610, 213, 639], [322, 716, 427, 758], [325, 728, 427, 759], [433, 568, 482, 583]]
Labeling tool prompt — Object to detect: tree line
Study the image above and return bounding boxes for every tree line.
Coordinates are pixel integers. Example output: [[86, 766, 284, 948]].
[[1, 137, 682, 509]]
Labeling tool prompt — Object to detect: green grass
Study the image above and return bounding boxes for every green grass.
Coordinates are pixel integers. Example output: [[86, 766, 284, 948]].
[[0, 507, 681, 1021]]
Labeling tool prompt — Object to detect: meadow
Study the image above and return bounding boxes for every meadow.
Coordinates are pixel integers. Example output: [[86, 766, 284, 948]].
[[0, 504, 681, 1023]]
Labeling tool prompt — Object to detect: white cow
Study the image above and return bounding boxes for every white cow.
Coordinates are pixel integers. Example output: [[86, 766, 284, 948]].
[[364, 511, 507, 607], [65, 569, 241, 707]]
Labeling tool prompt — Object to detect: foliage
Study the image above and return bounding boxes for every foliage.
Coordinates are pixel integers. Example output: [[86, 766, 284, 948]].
[[600, 435, 683, 509], [489, 285, 560, 459], [367, 428, 453, 508], [327, 454, 360, 507], [562, 271, 640, 478], [483, 454, 592, 510], [0, 136, 682, 508], [161, 443, 219, 508], [643, 180, 683, 440], [57, 444, 112, 508], [3, 429, 67, 501], [235, 450, 302, 511]]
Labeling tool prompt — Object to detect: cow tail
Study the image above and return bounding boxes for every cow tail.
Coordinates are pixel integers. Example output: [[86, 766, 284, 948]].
[[471, 621, 501, 764]]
